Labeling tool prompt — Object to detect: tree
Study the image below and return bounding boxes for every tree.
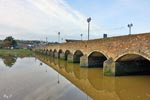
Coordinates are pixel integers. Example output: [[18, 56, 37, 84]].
[[2, 36, 17, 48], [2, 40, 11, 48], [12, 40, 17, 47], [5, 36, 14, 42]]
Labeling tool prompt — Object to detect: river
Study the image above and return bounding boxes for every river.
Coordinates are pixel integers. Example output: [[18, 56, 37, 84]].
[[0, 54, 150, 100]]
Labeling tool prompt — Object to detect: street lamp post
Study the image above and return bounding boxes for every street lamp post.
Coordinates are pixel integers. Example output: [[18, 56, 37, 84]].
[[58, 32, 60, 43], [87, 17, 91, 40], [61, 38, 63, 43], [80, 34, 83, 40], [46, 37, 48, 45], [127, 23, 133, 35]]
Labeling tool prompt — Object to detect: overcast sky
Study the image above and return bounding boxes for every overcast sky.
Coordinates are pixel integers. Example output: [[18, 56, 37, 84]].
[[0, 0, 150, 41]]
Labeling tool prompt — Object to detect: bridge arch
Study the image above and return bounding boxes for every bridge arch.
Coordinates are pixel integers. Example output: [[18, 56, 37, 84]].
[[53, 49, 58, 58], [73, 50, 84, 63], [58, 49, 64, 58], [43, 49, 48, 54], [65, 50, 71, 60], [46, 49, 49, 55], [88, 51, 107, 67], [114, 52, 150, 75], [115, 52, 150, 61], [49, 49, 53, 56], [53, 49, 57, 53], [49, 49, 52, 52], [88, 50, 108, 59]]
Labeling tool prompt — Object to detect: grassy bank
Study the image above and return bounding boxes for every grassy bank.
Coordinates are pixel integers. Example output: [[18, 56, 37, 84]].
[[0, 49, 33, 57]]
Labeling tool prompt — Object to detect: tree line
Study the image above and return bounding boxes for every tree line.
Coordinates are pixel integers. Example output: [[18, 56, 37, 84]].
[[0, 36, 17, 49]]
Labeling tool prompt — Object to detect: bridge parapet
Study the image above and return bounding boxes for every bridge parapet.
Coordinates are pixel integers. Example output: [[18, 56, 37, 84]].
[[36, 33, 150, 60]]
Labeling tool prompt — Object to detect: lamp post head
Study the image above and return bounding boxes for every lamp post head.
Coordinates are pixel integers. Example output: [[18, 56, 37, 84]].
[[87, 17, 91, 23], [127, 23, 133, 28], [58, 32, 60, 35]]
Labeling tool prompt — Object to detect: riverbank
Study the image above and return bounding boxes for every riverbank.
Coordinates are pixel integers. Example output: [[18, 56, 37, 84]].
[[0, 49, 33, 57]]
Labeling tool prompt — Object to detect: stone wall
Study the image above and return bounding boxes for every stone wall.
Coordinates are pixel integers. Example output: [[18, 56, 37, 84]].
[[36, 33, 150, 61]]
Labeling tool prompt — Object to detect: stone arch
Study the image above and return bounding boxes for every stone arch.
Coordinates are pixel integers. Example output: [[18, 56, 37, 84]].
[[88, 51, 107, 67], [114, 52, 150, 75], [49, 49, 53, 56], [65, 50, 71, 60], [58, 49, 64, 58], [49, 49, 52, 52], [88, 50, 108, 59], [115, 52, 150, 61], [43, 49, 47, 54], [53, 49, 57, 53], [53, 49, 58, 58], [73, 50, 84, 63], [46, 49, 49, 55]]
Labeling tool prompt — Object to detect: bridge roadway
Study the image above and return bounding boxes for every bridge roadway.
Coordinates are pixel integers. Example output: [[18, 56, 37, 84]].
[[34, 33, 150, 76]]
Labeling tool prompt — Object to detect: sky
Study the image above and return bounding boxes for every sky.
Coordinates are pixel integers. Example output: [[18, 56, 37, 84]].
[[0, 0, 150, 42]]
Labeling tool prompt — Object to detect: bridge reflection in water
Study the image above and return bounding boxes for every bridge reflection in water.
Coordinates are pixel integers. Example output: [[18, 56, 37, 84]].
[[36, 54, 150, 100]]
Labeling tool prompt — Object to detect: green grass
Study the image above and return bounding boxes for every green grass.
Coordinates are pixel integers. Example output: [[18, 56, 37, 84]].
[[0, 49, 33, 57]]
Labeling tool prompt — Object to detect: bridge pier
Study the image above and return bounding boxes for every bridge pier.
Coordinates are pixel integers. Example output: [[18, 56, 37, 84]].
[[49, 52, 53, 56], [104, 58, 150, 76], [46, 50, 49, 55], [103, 58, 116, 76], [60, 53, 65, 60], [47, 51, 50, 55], [80, 55, 88, 67], [54, 52, 59, 58], [42, 50, 46, 54], [67, 54, 74, 63]]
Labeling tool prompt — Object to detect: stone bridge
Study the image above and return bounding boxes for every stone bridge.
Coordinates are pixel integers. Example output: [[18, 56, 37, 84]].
[[34, 33, 150, 76]]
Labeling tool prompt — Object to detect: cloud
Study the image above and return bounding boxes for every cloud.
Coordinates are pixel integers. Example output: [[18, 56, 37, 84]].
[[0, 0, 102, 41]]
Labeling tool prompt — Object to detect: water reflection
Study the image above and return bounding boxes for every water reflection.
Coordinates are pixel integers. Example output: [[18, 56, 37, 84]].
[[36, 54, 150, 100], [1, 55, 17, 67], [0, 57, 91, 100]]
